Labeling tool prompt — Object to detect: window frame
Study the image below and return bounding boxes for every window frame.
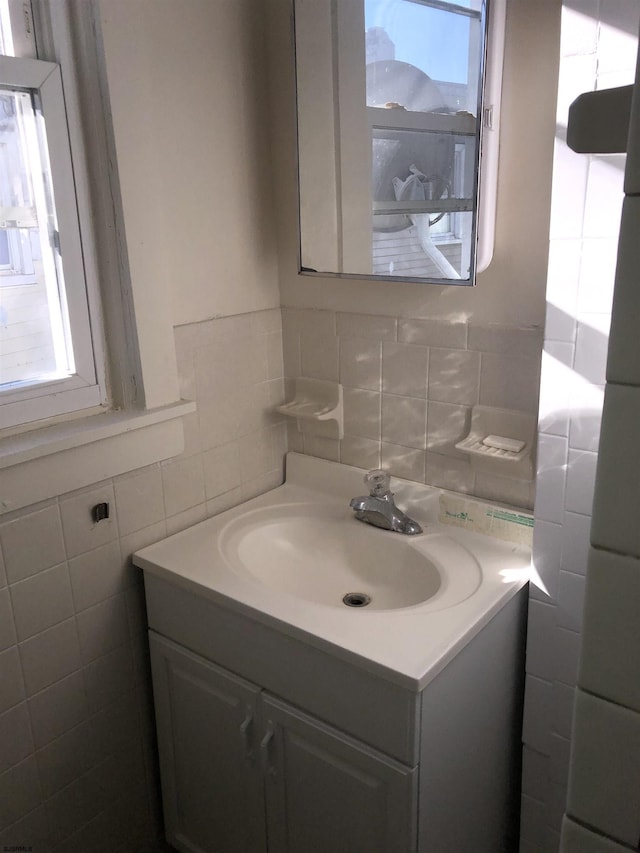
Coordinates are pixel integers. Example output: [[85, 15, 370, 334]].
[[0, 0, 190, 517], [0, 37, 105, 428]]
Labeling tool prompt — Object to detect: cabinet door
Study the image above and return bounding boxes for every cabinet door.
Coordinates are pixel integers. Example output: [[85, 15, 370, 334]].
[[261, 694, 417, 853], [149, 632, 267, 853]]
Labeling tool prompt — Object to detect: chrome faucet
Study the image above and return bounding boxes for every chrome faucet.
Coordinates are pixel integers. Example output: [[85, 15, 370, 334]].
[[349, 469, 422, 535]]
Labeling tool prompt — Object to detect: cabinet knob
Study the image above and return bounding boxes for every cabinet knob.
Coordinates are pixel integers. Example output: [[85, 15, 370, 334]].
[[260, 722, 277, 779], [239, 708, 254, 763]]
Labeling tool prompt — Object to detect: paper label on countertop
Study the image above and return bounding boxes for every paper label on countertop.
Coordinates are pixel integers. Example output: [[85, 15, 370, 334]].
[[439, 494, 533, 547]]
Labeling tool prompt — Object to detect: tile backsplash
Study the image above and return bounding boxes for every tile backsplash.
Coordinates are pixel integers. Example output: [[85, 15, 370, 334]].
[[283, 308, 543, 510]]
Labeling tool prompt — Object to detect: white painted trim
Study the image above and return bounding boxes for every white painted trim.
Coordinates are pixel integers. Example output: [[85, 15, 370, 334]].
[[0, 55, 102, 427], [0, 400, 195, 469], [0, 400, 195, 514], [475, 0, 506, 273], [0, 383, 103, 426]]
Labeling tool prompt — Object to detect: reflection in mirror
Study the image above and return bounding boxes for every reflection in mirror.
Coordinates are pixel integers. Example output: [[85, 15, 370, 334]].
[[294, 0, 499, 285]]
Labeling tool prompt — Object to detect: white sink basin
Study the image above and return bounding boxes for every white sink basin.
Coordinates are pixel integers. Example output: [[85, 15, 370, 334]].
[[219, 503, 481, 611], [134, 453, 532, 689]]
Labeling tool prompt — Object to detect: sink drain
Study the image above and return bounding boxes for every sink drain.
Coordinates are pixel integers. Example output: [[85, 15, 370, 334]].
[[342, 592, 372, 608]]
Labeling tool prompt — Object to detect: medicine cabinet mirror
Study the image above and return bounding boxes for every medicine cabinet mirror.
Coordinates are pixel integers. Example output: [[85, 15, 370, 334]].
[[293, 0, 504, 285]]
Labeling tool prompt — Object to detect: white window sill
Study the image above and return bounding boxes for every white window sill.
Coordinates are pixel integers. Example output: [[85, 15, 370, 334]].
[[0, 400, 195, 516]]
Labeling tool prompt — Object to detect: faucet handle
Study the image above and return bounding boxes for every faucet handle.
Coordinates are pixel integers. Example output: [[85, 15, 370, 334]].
[[364, 469, 391, 497]]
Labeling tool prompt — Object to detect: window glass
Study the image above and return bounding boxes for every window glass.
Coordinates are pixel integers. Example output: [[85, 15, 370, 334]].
[[365, 0, 482, 103], [363, 0, 483, 278], [0, 84, 73, 387]]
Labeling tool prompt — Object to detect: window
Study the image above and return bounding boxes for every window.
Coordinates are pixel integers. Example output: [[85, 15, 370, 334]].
[[0, 0, 105, 430], [0, 0, 191, 515]]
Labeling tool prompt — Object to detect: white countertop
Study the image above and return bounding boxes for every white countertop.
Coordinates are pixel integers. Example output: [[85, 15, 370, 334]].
[[134, 453, 532, 690]]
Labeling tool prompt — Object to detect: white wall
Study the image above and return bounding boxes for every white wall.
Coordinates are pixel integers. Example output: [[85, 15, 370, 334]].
[[99, 0, 281, 328], [522, 3, 639, 850]]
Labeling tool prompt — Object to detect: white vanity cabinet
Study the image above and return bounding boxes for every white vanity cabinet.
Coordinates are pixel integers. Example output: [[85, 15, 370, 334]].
[[149, 632, 417, 853], [148, 634, 266, 853], [144, 573, 527, 853]]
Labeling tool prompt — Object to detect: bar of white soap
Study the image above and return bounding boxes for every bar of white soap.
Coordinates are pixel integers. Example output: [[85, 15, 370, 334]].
[[482, 434, 526, 453]]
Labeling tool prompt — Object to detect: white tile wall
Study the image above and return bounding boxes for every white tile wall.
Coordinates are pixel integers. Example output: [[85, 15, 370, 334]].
[[576, 239, 618, 313], [343, 387, 381, 442], [556, 571, 586, 633], [398, 317, 467, 348], [520, 795, 550, 852], [534, 434, 569, 524], [283, 308, 542, 509], [591, 383, 640, 557], [339, 337, 382, 391], [424, 451, 475, 494], [429, 348, 480, 406], [479, 351, 541, 413], [67, 542, 130, 614], [337, 311, 396, 341], [381, 394, 427, 449], [0, 649, 25, 716], [573, 313, 611, 386], [560, 511, 591, 576], [113, 468, 165, 537], [548, 133, 590, 241], [526, 600, 557, 679], [538, 343, 573, 438], [1, 505, 66, 583], [545, 240, 580, 343], [522, 675, 553, 755], [553, 682, 576, 741], [553, 628, 581, 687], [60, 486, 118, 559], [0, 704, 33, 774], [426, 401, 470, 457], [580, 548, 640, 713], [474, 472, 535, 508], [381, 442, 426, 482], [567, 690, 640, 848], [0, 758, 41, 830], [300, 326, 339, 381], [531, 519, 562, 601], [340, 435, 381, 470], [560, 816, 634, 853], [27, 672, 88, 750], [382, 342, 428, 398], [606, 196, 640, 385], [522, 746, 551, 804], [0, 308, 285, 851], [567, 381, 604, 452], [19, 619, 82, 697], [582, 161, 625, 240], [527, 5, 640, 850], [625, 51, 640, 195], [10, 564, 74, 642]]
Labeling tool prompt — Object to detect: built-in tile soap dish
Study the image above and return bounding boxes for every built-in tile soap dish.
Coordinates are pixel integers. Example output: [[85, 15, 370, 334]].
[[275, 378, 343, 439], [455, 405, 535, 480]]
